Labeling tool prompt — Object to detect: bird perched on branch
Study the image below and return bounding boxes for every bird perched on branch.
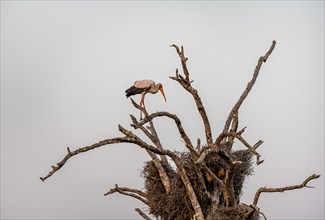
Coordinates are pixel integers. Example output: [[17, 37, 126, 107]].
[[125, 79, 167, 119]]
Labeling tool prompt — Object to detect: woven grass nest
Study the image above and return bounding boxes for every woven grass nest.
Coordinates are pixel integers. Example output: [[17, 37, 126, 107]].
[[142, 149, 257, 220]]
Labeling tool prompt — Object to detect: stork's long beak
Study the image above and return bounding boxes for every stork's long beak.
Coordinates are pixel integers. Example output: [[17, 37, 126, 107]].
[[159, 87, 167, 102]]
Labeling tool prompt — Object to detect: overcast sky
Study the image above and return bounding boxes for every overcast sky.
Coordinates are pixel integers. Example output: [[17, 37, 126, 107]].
[[1, 1, 324, 219]]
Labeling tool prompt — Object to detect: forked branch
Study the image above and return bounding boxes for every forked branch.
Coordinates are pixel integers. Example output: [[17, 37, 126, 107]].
[[130, 98, 168, 163], [170, 44, 190, 82], [105, 184, 149, 206], [223, 40, 276, 135], [40, 138, 135, 182], [253, 174, 320, 206], [40, 124, 165, 181], [170, 44, 213, 147], [132, 111, 198, 158], [214, 127, 265, 165]]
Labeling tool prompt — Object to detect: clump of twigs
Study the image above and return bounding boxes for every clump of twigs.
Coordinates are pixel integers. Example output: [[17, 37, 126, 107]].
[[40, 41, 320, 220]]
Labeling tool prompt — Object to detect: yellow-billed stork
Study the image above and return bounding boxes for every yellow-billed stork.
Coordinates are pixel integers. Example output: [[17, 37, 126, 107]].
[[125, 80, 166, 118]]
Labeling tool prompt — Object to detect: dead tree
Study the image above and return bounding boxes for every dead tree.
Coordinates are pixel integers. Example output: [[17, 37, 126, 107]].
[[40, 41, 320, 220]]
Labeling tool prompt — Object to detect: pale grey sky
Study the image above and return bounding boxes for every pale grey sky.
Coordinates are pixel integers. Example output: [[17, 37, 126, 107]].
[[1, 1, 324, 219]]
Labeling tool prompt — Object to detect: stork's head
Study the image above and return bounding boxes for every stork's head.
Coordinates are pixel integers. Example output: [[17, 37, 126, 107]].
[[157, 83, 167, 102]]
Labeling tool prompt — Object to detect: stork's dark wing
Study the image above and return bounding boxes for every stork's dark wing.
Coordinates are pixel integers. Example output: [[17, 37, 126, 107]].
[[125, 86, 150, 98]]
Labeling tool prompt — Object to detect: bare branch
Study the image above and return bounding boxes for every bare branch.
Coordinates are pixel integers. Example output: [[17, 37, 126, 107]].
[[40, 137, 134, 182], [130, 98, 149, 118], [170, 44, 190, 82], [130, 98, 168, 164], [130, 115, 153, 141], [117, 125, 179, 162], [224, 165, 236, 207], [135, 208, 151, 220], [196, 148, 211, 164], [263, 40, 276, 62], [235, 135, 264, 165], [235, 135, 258, 154], [253, 174, 320, 206], [105, 184, 147, 198], [196, 138, 201, 153], [133, 111, 198, 158], [147, 150, 171, 193], [223, 40, 276, 134], [170, 44, 213, 147], [169, 154, 205, 220], [253, 140, 264, 150], [40, 124, 166, 181], [105, 184, 149, 206], [227, 111, 239, 149], [215, 132, 230, 147], [130, 114, 171, 193]]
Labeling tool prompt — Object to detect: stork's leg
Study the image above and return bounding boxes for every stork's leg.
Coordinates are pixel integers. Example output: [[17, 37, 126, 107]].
[[140, 93, 145, 120], [140, 105, 143, 120], [142, 99, 146, 110]]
